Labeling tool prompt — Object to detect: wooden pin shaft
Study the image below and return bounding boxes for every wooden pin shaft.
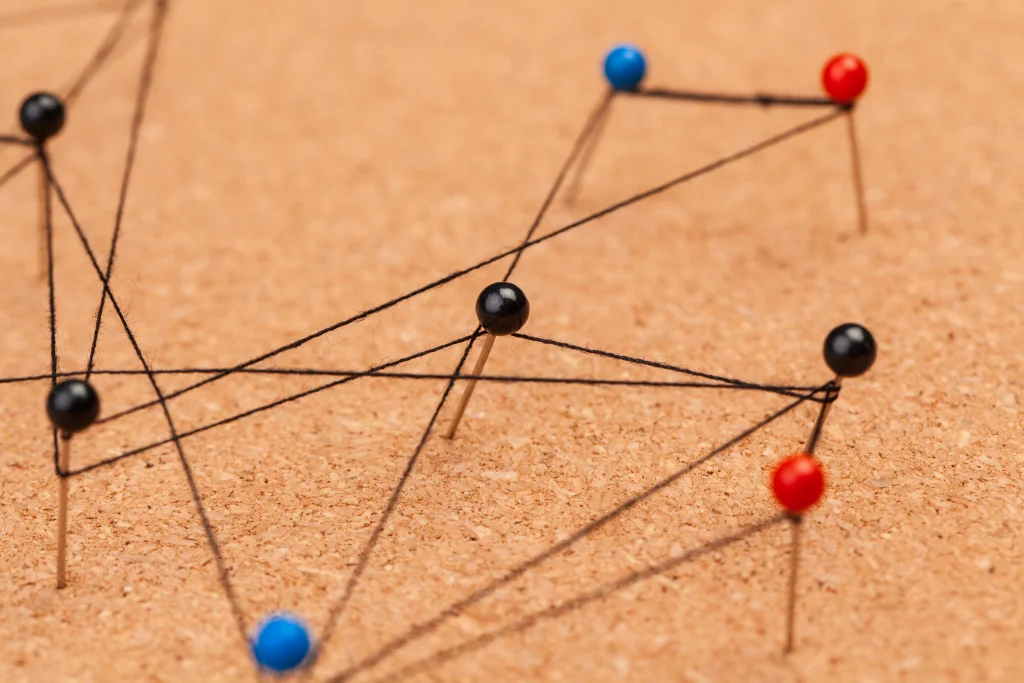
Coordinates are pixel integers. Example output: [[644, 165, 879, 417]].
[[846, 109, 869, 235], [784, 514, 803, 654], [57, 433, 71, 589], [444, 334, 496, 439]]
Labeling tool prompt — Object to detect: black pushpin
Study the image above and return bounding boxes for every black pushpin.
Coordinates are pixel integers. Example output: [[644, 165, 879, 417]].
[[46, 379, 99, 589], [20, 93, 66, 143], [20, 93, 65, 280], [445, 283, 529, 439], [805, 322, 877, 453]]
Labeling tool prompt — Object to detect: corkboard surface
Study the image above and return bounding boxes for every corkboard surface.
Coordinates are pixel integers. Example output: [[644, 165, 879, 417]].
[[1, 1, 1023, 681]]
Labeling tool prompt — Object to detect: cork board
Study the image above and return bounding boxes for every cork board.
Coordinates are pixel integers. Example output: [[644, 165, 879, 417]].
[[1, 0, 1022, 681]]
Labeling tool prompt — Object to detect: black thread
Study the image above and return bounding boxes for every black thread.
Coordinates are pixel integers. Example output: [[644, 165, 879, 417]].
[[312, 330, 483, 668], [41, 151, 252, 652], [804, 380, 840, 454], [626, 87, 844, 108], [63, 0, 147, 104], [327, 387, 824, 682], [40, 145, 62, 478], [564, 89, 615, 204], [65, 334, 475, 477], [501, 90, 614, 280], [338, 515, 787, 683], [0, 366, 825, 394], [86, 0, 168, 378], [514, 332, 824, 401], [0, 153, 36, 193], [90, 107, 844, 428], [0, 134, 34, 146]]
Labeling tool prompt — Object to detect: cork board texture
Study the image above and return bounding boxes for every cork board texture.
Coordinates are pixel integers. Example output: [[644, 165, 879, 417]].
[[1, 1, 1022, 682]]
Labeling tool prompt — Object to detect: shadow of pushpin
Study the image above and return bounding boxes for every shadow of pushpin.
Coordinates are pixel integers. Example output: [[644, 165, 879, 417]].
[[19, 92, 65, 281], [821, 54, 870, 234], [445, 282, 530, 439], [46, 379, 99, 589]]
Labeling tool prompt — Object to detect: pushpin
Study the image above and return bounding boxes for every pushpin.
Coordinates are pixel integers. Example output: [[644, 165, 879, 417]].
[[19, 93, 65, 279], [46, 378, 99, 589], [771, 453, 826, 654], [805, 322, 877, 453], [604, 44, 647, 92], [445, 282, 530, 439], [821, 54, 869, 234], [566, 44, 648, 204], [251, 612, 313, 675]]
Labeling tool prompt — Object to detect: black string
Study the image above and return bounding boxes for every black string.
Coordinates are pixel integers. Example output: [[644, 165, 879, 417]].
[[86, 0, 168, 378], [41, 151, 252, 651], [351, 514, 786, 683], [0, 367, 824, 394], [327, 387, 824, 682], [564, 89, 615, 204], [89, 107, 844, 427], [501, 90, 614, 280], [63, 0, 147, 105], [513, 332, 824, 401], [0, 153, 36, 193], [0, 134, 34, 146], [40, 145, 62, 479], [313, 330, 483, 665], [312, 92, 632, 668], [65, 334, 475, 477], [626, 88, 843, 108], [803, 380, 839, 454]]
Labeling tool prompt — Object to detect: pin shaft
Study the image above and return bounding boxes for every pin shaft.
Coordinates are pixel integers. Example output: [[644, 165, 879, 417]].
[[784, 514, 802, 653], [845, 109, 868, 235], [56, 433, 71, 589], [444, 334, 496, 439]]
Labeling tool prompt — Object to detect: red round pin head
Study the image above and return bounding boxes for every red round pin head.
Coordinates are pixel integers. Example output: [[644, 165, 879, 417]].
[[821, 53, 868, 103], [771, 454, 825, 513]]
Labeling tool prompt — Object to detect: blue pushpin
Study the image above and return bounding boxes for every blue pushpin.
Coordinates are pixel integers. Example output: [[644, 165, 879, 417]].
[[251, 612, 313, 674], [603, 44, 647, 91]]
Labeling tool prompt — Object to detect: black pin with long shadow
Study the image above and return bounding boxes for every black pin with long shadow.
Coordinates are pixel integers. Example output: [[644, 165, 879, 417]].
[[19, 92, 65, 279], [445, 282, 530, 439], [46, 378, 100, 589]]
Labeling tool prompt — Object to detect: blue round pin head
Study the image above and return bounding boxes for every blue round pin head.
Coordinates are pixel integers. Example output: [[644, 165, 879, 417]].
[[603, 44, 647, 91], [251, 612, 313, 674]]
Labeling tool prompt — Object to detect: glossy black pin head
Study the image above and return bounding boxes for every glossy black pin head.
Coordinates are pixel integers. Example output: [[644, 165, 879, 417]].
[[19, 92, 66, 143], [475, 282, 530, 336], [823, 323, 876, 378], [47, 379, 100, 435]]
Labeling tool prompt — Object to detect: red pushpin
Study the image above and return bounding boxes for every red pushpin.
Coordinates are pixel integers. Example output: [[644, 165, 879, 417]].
[[821, 53, 869, 234], [771, 453, 826, 654], [772, 454, 825, 513], [821, 53, 869, 103]]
